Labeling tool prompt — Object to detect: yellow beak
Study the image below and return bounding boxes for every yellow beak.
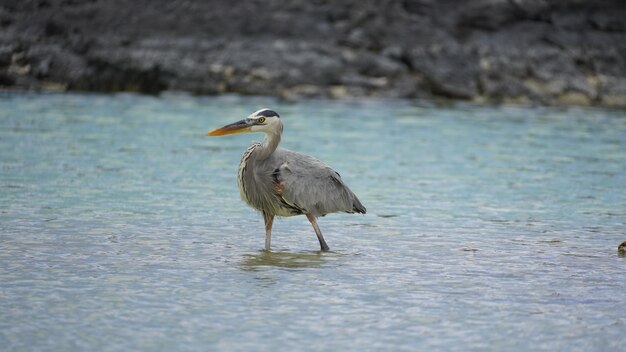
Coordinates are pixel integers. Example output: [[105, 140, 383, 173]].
[[206, 119, 251, 136]]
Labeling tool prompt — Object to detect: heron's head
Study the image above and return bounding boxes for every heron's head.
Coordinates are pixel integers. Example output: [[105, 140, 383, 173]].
[[207, 108, 282, 136]]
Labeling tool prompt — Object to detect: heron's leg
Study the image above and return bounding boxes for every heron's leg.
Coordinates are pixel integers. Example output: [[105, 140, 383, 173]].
[[263, 212, 274, 251], [306, 213, 330, 251]]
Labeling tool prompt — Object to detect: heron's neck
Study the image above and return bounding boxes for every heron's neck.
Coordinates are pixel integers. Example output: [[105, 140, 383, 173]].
[[255, 131, 281, 160]]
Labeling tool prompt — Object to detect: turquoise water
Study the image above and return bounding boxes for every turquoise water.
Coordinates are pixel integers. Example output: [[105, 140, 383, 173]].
[[1, 93, 625, 351]]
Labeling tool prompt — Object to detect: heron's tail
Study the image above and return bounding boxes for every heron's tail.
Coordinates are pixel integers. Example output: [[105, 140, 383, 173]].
[[352, 197, 366, 214]]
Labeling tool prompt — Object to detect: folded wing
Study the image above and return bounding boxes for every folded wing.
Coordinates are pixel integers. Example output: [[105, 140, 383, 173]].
[[272, 149, 366, 217]]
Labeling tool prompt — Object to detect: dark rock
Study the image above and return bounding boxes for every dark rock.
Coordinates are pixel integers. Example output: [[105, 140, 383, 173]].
[[0, 71, 15, 86], [0, 45, 14, 67], [410, 45, 480, 99], [619, 241, 626, 257], [0, 0, 624, 106], [44, 19, 67, 37]]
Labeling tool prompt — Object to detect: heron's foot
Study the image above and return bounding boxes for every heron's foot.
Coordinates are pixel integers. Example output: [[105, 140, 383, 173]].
[[306, 213, 331, 252], [318, 237, 330, 251]]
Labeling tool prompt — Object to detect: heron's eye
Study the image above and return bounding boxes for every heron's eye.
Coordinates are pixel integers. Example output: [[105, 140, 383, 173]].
[[258, 117, 266, 123]]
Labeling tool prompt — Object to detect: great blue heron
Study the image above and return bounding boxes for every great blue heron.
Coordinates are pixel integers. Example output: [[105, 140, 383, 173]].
[[207, 108, 366, 251]]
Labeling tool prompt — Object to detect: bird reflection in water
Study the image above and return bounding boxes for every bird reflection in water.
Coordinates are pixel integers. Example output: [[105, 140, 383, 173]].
[[240, 250, 328, 271]]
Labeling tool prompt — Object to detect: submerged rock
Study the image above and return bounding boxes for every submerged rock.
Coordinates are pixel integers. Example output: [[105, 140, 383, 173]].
[[1, 0, 625, 107], [618, 241, 626, 257]]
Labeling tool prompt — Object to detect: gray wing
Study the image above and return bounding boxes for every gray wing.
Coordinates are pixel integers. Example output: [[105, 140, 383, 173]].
[[271, 148, 366, 217]]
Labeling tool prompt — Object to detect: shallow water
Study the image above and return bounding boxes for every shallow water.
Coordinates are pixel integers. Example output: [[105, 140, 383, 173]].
[[1, 93, 625, 351]]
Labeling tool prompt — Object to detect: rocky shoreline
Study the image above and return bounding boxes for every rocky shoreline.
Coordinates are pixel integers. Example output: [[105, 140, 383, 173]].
[[1, 0, 625, 107]]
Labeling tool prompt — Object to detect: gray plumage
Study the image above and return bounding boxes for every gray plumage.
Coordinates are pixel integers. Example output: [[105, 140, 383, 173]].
[[208, 108, 365, 251]]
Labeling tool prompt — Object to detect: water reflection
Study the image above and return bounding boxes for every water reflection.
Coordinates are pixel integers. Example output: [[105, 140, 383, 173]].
[[240, 250, 328, 270]]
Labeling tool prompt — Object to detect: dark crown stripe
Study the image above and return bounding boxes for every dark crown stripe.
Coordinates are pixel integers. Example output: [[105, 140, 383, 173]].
[[258, 109, 279, 118]]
